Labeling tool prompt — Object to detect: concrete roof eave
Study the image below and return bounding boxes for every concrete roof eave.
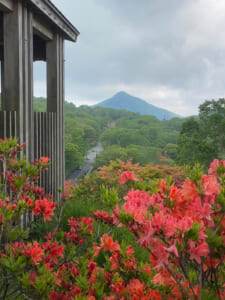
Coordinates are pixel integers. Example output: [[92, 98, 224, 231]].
[[29, 0, 79, 42], [0, 0, 79, 41]]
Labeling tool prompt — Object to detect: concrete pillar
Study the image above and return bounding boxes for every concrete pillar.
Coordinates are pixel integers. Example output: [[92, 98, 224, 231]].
[[2, 1, 23, 137], [23, 4, 34, 162], [2, 1, 34, 161], [46, 33, 65, 201]]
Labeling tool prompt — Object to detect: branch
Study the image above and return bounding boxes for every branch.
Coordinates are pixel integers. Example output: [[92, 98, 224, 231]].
[[147, 248, 196, 300], [200, 261, 203, 300], [2, 282, 9, 300], [212, 264, 221, 300], [162, 261, 195, 300], [179, 257, 196, 297]]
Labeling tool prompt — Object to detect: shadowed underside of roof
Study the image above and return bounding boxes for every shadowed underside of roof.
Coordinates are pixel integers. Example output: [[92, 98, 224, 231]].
[[29, 0, 79, 41], [0, 0, 79, 41]]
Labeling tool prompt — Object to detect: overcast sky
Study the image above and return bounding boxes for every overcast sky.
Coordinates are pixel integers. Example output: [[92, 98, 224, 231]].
[[34, 0, 225, 116]]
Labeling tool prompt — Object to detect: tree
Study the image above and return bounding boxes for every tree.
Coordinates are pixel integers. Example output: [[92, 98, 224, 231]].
[[139, 126, 158, 144], [100, 128, 150, 148], [176, 117, 218, 168], [65, 143, 83, 176], [94, 145, 128, 169], [165, 143, 178, 159], [199, 98, 225, 158]]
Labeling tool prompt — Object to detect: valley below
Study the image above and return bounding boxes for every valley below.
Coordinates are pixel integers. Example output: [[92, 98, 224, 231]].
[[66, 142, 103, 183]]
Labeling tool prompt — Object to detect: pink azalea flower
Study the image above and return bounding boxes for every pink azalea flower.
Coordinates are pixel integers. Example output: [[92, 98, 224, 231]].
[[118, 171, 138, 184], [164, 244, 179, 257], [208, 159, 219, 174], [152, 242, 169, 270], [189, 241, 209, 264], [182, 179, 198, 199], [177, 216, 193, 236], [26, 242, 44, 265], [202, 174, 220, 201]]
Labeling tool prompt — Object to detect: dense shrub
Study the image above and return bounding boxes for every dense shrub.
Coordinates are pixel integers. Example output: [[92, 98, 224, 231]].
[[0, 138, 225, 299]]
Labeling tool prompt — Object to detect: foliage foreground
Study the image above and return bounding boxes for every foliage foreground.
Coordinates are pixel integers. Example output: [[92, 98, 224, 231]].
[[0, 139, 225, 299]]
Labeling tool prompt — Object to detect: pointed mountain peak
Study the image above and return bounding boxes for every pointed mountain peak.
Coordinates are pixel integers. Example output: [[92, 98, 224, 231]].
[[94, 92, 179, 120], [114, 91, 129, 96]]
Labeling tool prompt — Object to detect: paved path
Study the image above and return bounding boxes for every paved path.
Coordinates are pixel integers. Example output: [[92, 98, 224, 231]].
[[66, 142, 103, 184]]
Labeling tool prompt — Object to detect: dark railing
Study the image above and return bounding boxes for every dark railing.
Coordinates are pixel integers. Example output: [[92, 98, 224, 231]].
[[0, 111, 17, 138], [0, 111, 57, 199], [34, 112, 57, 198]]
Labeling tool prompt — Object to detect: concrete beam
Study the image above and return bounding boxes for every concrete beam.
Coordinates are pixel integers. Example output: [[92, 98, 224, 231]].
[[0, 0, 13, 12], [29, 0, 79, 41], [33, 17, 53, 41]]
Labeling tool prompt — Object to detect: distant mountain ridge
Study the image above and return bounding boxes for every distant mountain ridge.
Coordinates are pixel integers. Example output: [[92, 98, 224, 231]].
[[93, 91, 179, 120]]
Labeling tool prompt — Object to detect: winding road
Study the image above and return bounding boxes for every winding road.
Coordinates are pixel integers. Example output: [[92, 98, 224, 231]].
[[66, 142, 103, 184]]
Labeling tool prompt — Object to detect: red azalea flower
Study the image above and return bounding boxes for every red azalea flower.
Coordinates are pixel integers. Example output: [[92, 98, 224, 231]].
[[118, 171, 138, 184], [26, 242, 44, 265], [40, 157, 50, 164]]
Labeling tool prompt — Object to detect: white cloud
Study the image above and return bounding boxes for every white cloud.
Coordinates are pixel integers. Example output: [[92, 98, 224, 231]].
[[42, 0, 225, 117]]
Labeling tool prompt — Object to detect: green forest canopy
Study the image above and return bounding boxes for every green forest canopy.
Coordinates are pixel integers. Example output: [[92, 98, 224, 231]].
[[2, 96, 223, 176], [177, 98, 225, 169], [33, 97, 183, 175]]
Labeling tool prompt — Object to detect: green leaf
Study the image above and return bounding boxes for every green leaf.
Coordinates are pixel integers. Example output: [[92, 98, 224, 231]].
[[202, 289, 220, 300], [76, 274, 90, 292], [118, 211, 133, 224], [217, 193, 225, 212], [21, 273, 31, 289], [6, 226, 24, 241], [188, 269, 197, 283], [185, 222, 201, 241], [206, 227, 223, 248]]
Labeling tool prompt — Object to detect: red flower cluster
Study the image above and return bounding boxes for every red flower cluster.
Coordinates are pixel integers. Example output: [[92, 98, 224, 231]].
[[1, 139, 225, 299], [91, 210, 114, 224], [118, 171, 139, 184], [100, 160, 225, 299], [33, 198, 56, 222], [65, 216, 94, 244]]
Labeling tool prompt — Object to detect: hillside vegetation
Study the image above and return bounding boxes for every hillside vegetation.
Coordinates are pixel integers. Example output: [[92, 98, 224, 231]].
[[33, 97, 183, 176], [177, 98, 225, 169], [95, 114, 183, 169], [1, 96, 223, 175], [34, 97, 225, 175]]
